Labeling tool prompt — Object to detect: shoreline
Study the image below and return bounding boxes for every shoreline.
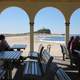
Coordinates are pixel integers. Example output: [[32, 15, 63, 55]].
[[5, 34, 63, 57], [39, 40, 65, 44]]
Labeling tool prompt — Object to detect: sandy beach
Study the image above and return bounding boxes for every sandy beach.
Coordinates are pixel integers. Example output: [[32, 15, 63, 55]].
[[6, 34, 64, 58]]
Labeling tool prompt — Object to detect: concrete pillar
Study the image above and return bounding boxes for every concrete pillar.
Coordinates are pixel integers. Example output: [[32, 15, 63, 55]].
[[30, 22, 34, 52], [65, 22, 70, 46]]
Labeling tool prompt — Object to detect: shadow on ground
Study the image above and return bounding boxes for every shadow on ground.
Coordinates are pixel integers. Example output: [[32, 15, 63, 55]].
[[54, 56, 80, 80], [13, 56, 80, 80]]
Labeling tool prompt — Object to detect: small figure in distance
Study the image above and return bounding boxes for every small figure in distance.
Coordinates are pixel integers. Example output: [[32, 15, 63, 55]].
[[47, 44, 51, 54]]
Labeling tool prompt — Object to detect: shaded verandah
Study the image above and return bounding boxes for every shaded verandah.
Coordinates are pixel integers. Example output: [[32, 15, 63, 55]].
[[0, 0, 80, 80], [0, 0, 78, 52]]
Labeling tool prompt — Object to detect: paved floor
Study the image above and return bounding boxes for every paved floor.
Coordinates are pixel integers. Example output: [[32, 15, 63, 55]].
[[12, 56, 80, 80]]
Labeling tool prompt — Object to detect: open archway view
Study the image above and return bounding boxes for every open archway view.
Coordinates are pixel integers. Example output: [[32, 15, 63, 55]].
[[70, 8, 80, 36], [34, 7, 65, 57], [0, 7, 30, 55]]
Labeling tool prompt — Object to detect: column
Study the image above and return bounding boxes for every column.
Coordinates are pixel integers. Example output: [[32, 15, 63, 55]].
[[65, 22, 70, 46], [30, 22, 34, 52]]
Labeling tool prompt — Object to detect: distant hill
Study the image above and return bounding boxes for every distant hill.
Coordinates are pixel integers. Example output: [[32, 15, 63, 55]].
[[35, 28, 51, 34], [2, 28, 51, 37], [3, 33, 29, 37]]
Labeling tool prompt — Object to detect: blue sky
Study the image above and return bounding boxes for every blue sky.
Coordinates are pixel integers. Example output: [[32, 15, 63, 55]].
[[0, 6, 80, 34]]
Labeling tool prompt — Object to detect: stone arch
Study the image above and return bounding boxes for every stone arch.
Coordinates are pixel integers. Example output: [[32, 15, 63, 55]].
[[34, 6, 65, 31], [34, 6, 65, 18], [70, 8, 80, 35], [0, 6, 30, 19], [34, 7, 65, 47], [0, 1, 80, 51], [0, 6, 30, 33], [0, 6, 30, 51]]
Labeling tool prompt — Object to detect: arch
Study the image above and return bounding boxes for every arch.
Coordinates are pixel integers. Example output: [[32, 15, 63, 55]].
[[34, 6, 65, 20], [0, 6, 30, 34], [1, 6, 30, 18], [34, 7, 65, 34], [70, 8, 80, 35]]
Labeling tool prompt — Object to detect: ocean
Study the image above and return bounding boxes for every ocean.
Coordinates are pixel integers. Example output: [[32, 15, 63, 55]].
[[38, 34, 80, 43]]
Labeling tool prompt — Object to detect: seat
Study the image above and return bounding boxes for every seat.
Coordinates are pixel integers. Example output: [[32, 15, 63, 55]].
[[23, 56, 54, 80], [60, 44, 66, 60], [55, 68, 71, 80], [27, 46, 44, 61], [0, 67, 6, 80]]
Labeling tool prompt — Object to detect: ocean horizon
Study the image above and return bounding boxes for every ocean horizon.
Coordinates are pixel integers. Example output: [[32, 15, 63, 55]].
[[38, 34, 80, 43]]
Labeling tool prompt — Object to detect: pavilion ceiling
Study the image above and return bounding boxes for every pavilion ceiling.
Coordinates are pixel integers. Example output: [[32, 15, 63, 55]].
[[0, 0, 80, 2]]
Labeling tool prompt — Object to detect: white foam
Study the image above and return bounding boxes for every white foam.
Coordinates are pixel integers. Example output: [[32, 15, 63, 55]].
[[40, 39, 65, 44]]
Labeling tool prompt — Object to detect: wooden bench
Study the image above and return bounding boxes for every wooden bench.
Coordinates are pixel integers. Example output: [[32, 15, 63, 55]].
[[0, 67, 6, 80], [23, 60, 42, 79], [42, 49, 53, 62], [0, 51, 21, 80], [23, 56, 54, 80], [72, 50, 80, 73], [27, 46, 52, 63], [55, 68, 71, 80], [27, 46, 44, 60]]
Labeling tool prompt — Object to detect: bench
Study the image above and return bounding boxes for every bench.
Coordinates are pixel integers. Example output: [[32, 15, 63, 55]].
[[0, 67, 6, 80], [72, 50, 80, 73], [27, 46, 44, 60], [27, 45, 52, 63], [23, 60, 42, 79], [55, 68, 71, 80], [23, 56, 54, 80], [42, 49, 52, 62]]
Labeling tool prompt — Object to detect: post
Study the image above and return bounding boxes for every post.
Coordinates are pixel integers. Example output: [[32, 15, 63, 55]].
[[65, 22, 70, 58], [65, 22, 70, 46], [30, 22, 34, 52]]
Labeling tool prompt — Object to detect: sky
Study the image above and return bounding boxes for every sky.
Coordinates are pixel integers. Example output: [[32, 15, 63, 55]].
[[0, 6, 80, 34]]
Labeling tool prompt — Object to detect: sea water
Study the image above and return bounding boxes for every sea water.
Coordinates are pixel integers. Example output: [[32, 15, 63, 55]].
[[38, 35, 65, 43]]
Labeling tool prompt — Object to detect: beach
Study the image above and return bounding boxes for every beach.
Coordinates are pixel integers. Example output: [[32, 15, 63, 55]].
[[6, 34, 64, 58]]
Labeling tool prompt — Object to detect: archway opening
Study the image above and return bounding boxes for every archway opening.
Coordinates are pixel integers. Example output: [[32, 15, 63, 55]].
[[70, 8, 80, 36], [0, 6, 30, 54], [34, 7, 65, 56]]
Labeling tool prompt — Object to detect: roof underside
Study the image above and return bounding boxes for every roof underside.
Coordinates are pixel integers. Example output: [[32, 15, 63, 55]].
[[0, 0, 80, 2]]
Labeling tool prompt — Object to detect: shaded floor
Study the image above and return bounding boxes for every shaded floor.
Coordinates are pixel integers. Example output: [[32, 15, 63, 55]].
[[13, 65, 24, 80], [54, 56, 80, 80], [12, 56, 80, 80]]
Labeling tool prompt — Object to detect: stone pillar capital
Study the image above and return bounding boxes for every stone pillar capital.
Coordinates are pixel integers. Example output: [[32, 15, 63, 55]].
[[30, 22, 34, 26], [65, 22, 70, 26]]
